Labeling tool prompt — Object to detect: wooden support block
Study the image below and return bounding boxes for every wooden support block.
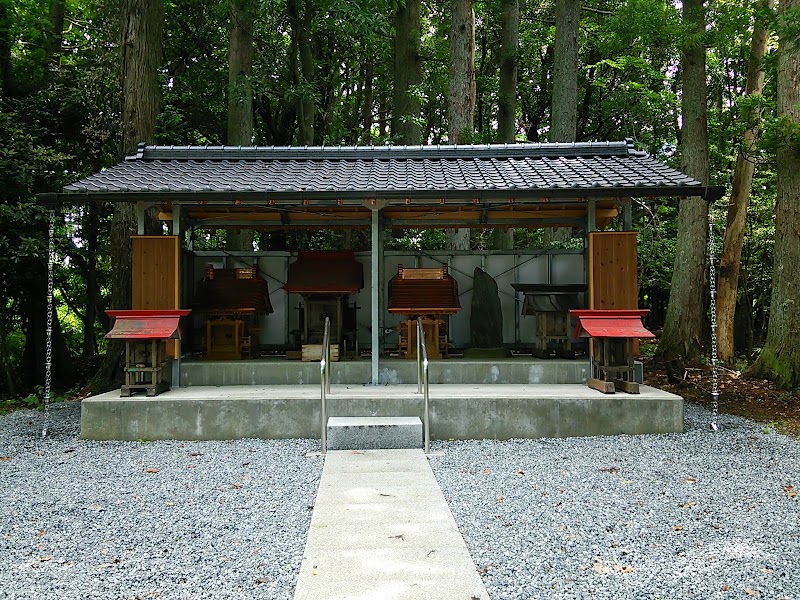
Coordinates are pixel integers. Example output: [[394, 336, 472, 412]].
[[588, 377, 615, 394], [302, 344, 340, 362], [613, 379, 640, 394]]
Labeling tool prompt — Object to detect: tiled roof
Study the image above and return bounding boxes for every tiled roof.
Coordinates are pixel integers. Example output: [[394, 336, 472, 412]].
[[57, 141, 723, 202]]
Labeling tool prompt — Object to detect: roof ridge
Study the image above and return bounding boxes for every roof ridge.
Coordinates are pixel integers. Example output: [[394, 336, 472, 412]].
[[128, 140, 636, 162]]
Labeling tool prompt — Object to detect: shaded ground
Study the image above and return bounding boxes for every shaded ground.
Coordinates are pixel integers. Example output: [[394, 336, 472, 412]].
[[644, 357, 800, 438]]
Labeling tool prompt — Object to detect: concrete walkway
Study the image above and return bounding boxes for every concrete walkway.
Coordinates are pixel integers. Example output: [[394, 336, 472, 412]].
[[293, 449, 490, 600]]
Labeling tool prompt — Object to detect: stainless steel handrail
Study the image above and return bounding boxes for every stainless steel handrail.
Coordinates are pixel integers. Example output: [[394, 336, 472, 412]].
[[320, 316, 331, 453], [416, 317, 430, 454]]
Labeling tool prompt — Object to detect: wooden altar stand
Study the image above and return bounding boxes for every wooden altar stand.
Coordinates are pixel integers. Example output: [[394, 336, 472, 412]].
[[570, 309, 655, 394], [387, 265, 461, 359]]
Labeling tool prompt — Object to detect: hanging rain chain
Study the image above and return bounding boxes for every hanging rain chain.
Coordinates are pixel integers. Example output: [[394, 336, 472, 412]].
[[42, 210, 55, 439], [707, 207, 720, 431]]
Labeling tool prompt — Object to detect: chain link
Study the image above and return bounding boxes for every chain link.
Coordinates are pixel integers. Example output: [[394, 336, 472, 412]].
[[42, 211, 55, 438], [708, 206, 720, 431]]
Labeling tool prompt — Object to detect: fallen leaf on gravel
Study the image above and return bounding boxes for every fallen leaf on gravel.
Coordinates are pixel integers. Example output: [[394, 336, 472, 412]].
[[616, 565, 634, 574], [672, 525, 685, 531], [143, 468, 160, 473], [256, 577, 270, 584], [496, 495, 504, 503], [599, 466, 620, 474], [784, 485, 797, 498], [232, 483, 242, 489], [721, 584, 730, 591], [189, 452, 204, 457], [679, 502, 697, 509], [592, 560, 612, 574], [761, 568, 774, 574], [0, 457, 11, 462], [36, 530, 45, 536], [484, 469, 492, 475], [517, 470, 525, 475], [685, 477, 697, 484], [745, 588, 760, 597], [40, 556, 52, 562]]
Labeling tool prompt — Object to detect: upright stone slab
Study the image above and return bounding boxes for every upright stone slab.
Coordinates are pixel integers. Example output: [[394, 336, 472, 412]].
[[471, 267, 503, 348]]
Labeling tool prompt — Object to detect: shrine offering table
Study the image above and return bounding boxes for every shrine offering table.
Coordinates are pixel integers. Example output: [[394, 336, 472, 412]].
[[512, 284, 586, 358]]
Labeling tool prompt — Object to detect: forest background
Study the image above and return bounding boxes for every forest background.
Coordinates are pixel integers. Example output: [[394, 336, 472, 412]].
[[1, 0, 799, 406]]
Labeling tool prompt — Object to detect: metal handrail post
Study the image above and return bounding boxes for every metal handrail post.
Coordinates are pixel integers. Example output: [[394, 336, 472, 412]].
[[417, 317, 430, 454], [416, 317, 423, 394], [320, 316, 330, 454]]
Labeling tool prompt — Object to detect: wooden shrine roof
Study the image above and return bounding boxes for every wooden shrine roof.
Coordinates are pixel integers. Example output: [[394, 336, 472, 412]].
[[283, 251, 364, 295], [387, 266, 461, 315], [192, 268, 274, 315]]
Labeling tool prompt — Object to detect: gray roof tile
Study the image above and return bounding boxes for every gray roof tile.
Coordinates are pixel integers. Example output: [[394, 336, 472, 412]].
[[60, 141, 722, 201]]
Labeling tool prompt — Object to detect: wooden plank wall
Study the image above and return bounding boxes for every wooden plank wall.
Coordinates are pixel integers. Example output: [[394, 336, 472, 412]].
[[132, 236, 180, 309], [588, 231, 638, 309], [132, 236, 180, 358]]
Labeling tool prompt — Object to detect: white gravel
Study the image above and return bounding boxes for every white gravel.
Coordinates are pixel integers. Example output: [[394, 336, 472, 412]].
[[0, 403, 323, 600], [2, 402, 799, 599], [429, 404, 800, 600]]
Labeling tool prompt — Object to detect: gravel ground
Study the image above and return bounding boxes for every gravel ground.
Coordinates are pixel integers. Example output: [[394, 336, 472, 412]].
[[0, 403, 323, 600], [429, 404, 800, 600], [2, 402, 799, 600]]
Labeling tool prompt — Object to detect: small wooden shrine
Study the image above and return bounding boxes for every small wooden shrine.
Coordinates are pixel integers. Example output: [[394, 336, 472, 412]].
[[193, 267, 273, 359], [105, 309, 191, 396], [512, 284, 587, 358], [387, 265, 460, 359], [570, 309, 655, 394], [283, 251, 364, 361]]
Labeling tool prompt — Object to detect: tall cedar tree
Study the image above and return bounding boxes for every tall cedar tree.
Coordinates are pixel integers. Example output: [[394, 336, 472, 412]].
[[657, 0, 710, 369], [446, 0, 476, 250], [93, 0, 163, 391], [545, 0, 579, 245], [750, 0, 800, 388], [491, 0, 519, 250], [393, 0, 422, 144], [226, 0, 255, 251], [717, 0, 773, 363], [287, 0, 314, 145]]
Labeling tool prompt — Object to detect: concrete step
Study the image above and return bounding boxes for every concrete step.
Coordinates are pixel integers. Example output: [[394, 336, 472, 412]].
[[180, 357, 599, 386], [327, 416, 423, 450]]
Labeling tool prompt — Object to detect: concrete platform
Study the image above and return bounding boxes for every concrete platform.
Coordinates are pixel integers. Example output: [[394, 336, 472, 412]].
[[179, 356, 599, 386], [293, 449, 489, 600], [80, 383, 683, 441], [327, 416, 423, 450]]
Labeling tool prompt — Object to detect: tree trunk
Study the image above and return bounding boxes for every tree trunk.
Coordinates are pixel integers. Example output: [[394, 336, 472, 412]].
[[287, 0, 314, 145], [226, 0, 255, 252], [448, 0, 476, 143], [550, 0, 579, 143], [47, 0, 65, 70], [497, 0, 519, 143], [657, 0, 710, 369], [361, 59, 374, 142], [717, 0, 772, 364], [0, 2, 11, 96], [93, 0, 163, 392], [120, 0, 163, 157], [447, 0, 476, 250], [82, 202, 99, 358], [547, 0, 579, 245], [749, 0, 800, 388], [393, 0, 422, 144]]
